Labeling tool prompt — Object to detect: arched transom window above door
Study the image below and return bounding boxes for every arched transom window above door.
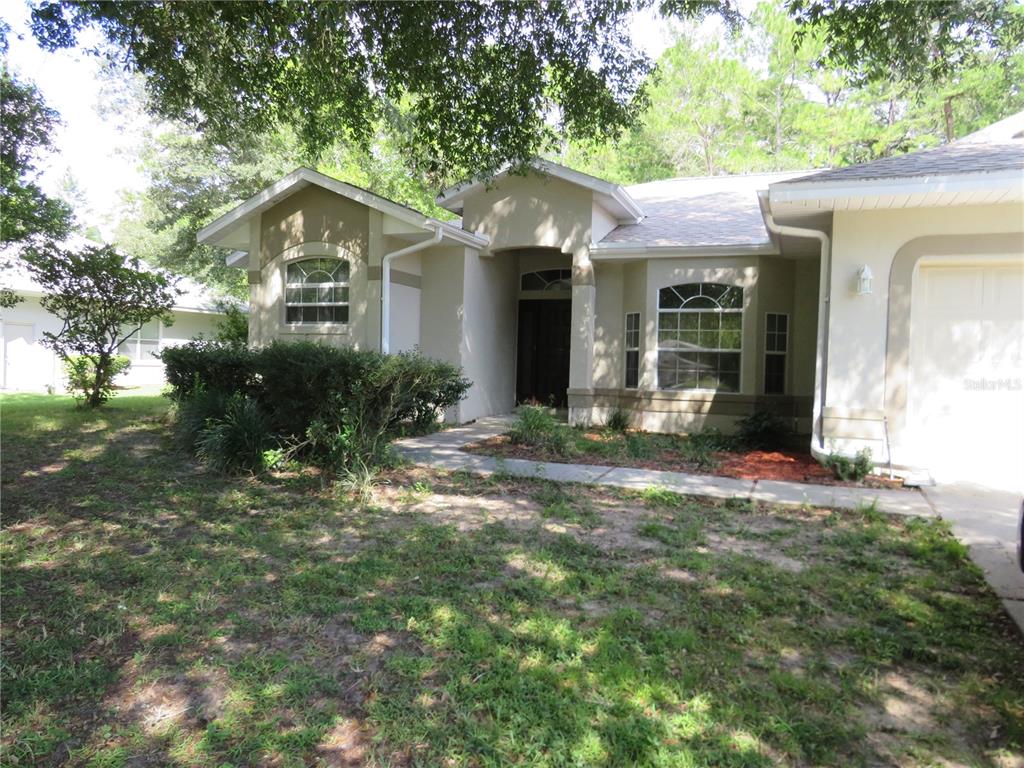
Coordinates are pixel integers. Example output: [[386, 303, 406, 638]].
[[285, 258, 350, 324], [521, 269, 571, 291], [657, 282, 743, 392]]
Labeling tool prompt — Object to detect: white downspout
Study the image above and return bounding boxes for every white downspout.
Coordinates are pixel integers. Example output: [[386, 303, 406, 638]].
[[380, 223, 442, 354], [757, 191, 832, 457]]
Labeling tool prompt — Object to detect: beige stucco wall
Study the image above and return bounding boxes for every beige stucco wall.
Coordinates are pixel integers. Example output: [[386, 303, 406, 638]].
[[460, 173, 604, 397], [593, 262, 624, 389], [574, 254, 815, 433], [461, 174, 594, 254], [251, 185, 373, 348], [824, 202, 1024, 464], [260, 186, 370, 267], [791, 258, 820, 398], [461, 249, 518, 421]]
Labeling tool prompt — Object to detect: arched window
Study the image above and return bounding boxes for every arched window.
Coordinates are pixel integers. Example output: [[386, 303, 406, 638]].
[[285, 258, 350, 324], [657, 282, 742, 392], [521, 269, 571, 291]]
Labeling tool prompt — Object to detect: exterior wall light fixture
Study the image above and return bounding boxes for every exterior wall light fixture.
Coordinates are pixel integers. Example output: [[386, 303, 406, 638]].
[[856, 264, 873, 295]]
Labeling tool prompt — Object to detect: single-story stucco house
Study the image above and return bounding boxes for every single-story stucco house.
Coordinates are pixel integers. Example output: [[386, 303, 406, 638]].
[[198, 112, 1024, 491], [1, 241, 233, 392]]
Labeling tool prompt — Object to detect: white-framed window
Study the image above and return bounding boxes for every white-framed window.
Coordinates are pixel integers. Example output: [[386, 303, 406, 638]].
[[624, 312, 640, 389], [521, 269, 571, 291], [657, 282, 742, 392], [764, 312, 788, 395], [118, 319, 161, 363], [285, 258, 350, 324]]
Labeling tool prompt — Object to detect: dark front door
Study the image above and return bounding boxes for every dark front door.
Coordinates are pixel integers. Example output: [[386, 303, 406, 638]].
[[516, 299, 571, 407]]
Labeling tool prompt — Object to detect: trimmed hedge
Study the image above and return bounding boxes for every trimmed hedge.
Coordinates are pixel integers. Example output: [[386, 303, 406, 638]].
[[160, 340, 470, 472]]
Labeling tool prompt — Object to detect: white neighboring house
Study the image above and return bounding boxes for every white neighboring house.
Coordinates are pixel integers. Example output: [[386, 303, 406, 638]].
[[0, 242, 234, 392]]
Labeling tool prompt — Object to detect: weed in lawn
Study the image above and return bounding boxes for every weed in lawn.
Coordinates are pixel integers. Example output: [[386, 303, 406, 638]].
[[532, 482, 599, 527], [639, 486, 687, 508]]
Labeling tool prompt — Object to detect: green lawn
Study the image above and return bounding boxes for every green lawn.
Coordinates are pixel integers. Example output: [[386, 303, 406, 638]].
[[3, 393, 1023, 767]]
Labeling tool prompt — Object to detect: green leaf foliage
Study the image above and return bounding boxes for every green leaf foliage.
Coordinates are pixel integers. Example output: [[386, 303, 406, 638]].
[[28, 0, 1022, 185], [31, 0, 652, 185], [161, 340, 471, 471], [20, 242, 181, 407], [561, 1, 1024, 181], [0, 63, 72, 245]]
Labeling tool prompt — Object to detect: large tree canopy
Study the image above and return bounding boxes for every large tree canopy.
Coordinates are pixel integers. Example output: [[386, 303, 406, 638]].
[[1, 23, 72, 245], [30, 0, 1022, 186], [31, 0, 649, 186]]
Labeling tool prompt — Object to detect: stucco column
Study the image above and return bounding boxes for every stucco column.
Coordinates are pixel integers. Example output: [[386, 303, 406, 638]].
[[366, 210, 383, 351], [247, 219, 263, 346], [569, 245, 595, 422]]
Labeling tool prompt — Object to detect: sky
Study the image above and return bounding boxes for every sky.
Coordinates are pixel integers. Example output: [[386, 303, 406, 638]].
[[1, 2, 686, 240], [3, 1, 150, 238]]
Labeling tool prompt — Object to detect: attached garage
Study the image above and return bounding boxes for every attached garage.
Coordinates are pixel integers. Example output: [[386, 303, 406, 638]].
[[908, 259, 1024, 489]]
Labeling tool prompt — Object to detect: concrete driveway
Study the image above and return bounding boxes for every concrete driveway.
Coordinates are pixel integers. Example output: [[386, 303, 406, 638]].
[[923, 483, 1024, 632]]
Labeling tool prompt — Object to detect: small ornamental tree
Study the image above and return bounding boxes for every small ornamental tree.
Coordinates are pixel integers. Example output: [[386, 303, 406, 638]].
[[21, 242, 181, 406]]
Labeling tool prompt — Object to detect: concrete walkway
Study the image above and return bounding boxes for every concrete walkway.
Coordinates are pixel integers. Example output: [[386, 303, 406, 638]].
[[922, 484, 1024, 631], [397, 418, 1024, 631], [395, 416, 934, 516]]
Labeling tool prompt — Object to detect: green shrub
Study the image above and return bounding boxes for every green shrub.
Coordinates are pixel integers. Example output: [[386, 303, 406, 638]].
[[508, 405, 575, 457], [606, 407, 630, 432], [162, 340, 470, 473], [688, 426, 735, 452], [509, 405, 559, 445], [212, 300, 249, 345], [63, 354, 131, 404], [172, 388, 232, 451], [540, 427, 576, 458], [625, 433, 653, 459], [195, 396, 275, 473], [823, 448, 874, 482], [160, 341, 253, 399], [736, 410, 791, 450]]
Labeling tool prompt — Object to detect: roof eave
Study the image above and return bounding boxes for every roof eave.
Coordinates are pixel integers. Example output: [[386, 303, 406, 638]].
[[590, 242, 778, 260], [769, 169, 1024, 210]]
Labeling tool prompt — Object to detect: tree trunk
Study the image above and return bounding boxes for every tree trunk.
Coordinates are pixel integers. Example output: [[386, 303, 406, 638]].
[[943, 97, 955, 142], [89, 352, 109, 408], [774, 87, 783, 156]]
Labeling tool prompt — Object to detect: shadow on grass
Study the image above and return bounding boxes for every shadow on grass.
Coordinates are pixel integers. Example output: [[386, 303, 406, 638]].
[[2, 394, 1023, 766]]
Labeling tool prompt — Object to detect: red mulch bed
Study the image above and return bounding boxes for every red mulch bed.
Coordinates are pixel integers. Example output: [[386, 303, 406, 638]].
[[713, 449, 835, 483], [463, 436, 904, 488]]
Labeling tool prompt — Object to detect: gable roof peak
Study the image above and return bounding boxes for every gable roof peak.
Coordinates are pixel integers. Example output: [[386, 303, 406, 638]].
[[436, 158, 644, 223]]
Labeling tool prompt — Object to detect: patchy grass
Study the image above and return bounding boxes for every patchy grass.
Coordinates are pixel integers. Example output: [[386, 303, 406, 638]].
[[3, 393, 1023, 767]]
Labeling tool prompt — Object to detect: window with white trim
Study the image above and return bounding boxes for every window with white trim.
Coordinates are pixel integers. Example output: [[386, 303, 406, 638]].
[[657, 282, 742, 392], [521, 269, 571, 291], [764, 312, 788, 395], [624, 312, 640, 389], [118, 319, 161, 363], [285, 258, 350, 324]]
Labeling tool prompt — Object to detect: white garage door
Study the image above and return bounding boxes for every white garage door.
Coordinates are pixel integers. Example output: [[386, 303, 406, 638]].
[[2, 322, 58, 392], [908, 260, 1024, 491]]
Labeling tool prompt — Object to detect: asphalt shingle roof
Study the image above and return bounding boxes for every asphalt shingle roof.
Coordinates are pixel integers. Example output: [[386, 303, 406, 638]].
[[781, 140, 1024, 185], [600, 171, 809, 247]]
